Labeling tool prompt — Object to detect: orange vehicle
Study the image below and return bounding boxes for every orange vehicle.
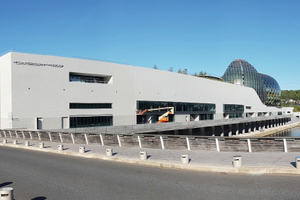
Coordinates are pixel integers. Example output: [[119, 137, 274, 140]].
[[139, 107, 174, 123]]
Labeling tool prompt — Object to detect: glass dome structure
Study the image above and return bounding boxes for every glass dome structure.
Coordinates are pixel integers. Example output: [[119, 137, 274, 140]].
[[260, 73, 281, 105], [222, 59, 280, 106]]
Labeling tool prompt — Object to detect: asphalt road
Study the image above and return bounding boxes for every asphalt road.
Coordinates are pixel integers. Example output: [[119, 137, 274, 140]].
[[1, 146, 300, 200]]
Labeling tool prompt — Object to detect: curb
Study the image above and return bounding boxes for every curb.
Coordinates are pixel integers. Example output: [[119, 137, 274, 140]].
[[1, 143, 300, 175]]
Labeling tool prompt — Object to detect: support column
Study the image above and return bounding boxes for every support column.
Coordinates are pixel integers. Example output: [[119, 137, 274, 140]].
[[200, 128, 205, 136], [212, 127, 215, 136], [248, 122, 252, 133], [221, 126, 224, 137], [174, 130, 179, 135], [228, 125, 232, 137], [242, 123, 245, 134], [236, 124, 239, 135]]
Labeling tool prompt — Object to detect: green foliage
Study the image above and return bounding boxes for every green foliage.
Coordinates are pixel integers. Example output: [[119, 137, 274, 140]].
[[281, 90, 300, 100]]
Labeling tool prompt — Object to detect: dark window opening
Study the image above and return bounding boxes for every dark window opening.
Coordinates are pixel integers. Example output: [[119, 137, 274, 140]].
[[70, 103, 112, 109]]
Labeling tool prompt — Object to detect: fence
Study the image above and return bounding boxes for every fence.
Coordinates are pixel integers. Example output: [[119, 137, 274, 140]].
[[1, 129, 300, 153]]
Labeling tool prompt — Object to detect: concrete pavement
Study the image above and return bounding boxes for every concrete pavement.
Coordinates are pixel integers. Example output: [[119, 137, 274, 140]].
[[1, 137, 300, 175]]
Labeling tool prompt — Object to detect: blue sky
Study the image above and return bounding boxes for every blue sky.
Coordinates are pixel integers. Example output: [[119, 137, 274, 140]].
[[1, 0, 299, 90]]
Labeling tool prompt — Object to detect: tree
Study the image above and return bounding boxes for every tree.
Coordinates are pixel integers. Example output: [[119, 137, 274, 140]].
[[153, 65, 158, 70], [168, 67, 173, 72]]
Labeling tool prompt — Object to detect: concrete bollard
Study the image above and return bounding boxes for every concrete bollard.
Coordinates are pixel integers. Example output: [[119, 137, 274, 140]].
[[181, 154, 189, 164], [39, 143, 44, 149], [233, 155, 242, 168], [13, 140, 17, 145], [3, 139, 7, 144], [0, 187, 14, 200], [139, 151, 147, 160], [79, 146, 85, 153], [106, 148, 113, 156], [295, 156, 300, 169], [58, 144, 64, 151], [25, 141, 29, 146]]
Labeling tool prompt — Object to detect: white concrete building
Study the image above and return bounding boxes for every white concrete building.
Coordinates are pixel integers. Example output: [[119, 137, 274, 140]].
[[0, 52, 293, 130]]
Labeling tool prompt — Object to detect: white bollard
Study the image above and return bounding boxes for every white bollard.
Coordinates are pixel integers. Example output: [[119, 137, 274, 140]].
[[139, 151, 147, 160], [0, 187, 14, 200], [233, 155, 242, 168], [39, 143, 44, 149], [13, 140, 17, 145], [58, 144, 64, 151], [106, 148, 113, 156], [25, 141, 29, 146], [3, 139, 7, 144], [79, 146, 85, 153], [181, 154, 189, 164]]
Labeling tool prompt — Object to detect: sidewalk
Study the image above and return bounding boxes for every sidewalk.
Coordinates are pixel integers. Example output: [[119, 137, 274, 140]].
[[1, 137, 300, 175]]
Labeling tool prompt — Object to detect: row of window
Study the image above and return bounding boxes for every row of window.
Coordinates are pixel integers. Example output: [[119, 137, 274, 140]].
[[137, 101, 216, 112], [223, 104, 244, 112], [70, 103, 112, 109], [70, 116, 113, 128]]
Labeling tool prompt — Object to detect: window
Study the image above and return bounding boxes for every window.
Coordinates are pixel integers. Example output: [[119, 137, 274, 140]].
[[137, 101, 215, 113], [223, 104, 244, 119], [246, 106, 252, 109], [69, 72, 112, 84], [70, 103, 112, 109], [70, 116, 113, 128]]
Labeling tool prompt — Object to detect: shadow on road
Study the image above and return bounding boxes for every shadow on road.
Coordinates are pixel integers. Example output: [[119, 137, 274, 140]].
[[31, 196, 47, 200], [0, 182, 13, 188], [290, 162, 296, 168]]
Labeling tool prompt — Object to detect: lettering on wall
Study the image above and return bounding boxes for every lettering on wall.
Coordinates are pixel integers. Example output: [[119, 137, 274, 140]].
[[14, 61, 64, 68]]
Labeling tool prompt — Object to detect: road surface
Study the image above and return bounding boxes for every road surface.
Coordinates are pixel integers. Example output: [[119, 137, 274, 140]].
[[0, 146, 300, 200]]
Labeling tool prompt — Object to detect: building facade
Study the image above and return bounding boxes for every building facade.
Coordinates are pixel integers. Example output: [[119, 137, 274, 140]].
[[0, 52, 293, 130]]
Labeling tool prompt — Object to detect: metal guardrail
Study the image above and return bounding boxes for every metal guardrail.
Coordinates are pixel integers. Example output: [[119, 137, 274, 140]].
[[1, 129, 300, 153]]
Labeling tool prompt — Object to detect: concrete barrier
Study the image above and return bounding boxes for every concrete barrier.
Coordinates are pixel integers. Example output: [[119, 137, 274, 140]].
[[79, 146, 85, 153], [0, 187, 14, 200]]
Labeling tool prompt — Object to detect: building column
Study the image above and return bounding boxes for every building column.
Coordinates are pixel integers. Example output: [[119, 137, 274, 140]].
[[174, 130, 179, 135], [221, 126, 224, 137], [228, 125, 232, 137], [212, 127, 215, 136]]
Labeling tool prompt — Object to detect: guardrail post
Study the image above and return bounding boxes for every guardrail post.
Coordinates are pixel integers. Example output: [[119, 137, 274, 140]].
[[59, 133, 63, 143], [117, 135, 121, 147], [283, 138, 288, 153], [71, 133, 75, 144], [37, 132, 41, 141], [99, 134, 104, 146], [160, 136, 165, 150], [138, 135, 142, 148], [48, 132, 52, 142], [247, 138, 252, 153], [186, 137, 190, 150], [84, 134, 89, 145], [215, 138, 220, 152]]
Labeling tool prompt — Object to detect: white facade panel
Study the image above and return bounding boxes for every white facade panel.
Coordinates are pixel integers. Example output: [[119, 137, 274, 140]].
[[0, 52, 292, 130]]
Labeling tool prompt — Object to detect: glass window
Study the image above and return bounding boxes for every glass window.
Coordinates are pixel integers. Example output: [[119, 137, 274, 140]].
[[70, 103, 112, 109], [70, 116, 113, 128]]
